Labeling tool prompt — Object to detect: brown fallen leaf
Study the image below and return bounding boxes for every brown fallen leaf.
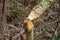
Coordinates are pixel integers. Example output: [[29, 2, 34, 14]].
[[24, 18, 34, 31]]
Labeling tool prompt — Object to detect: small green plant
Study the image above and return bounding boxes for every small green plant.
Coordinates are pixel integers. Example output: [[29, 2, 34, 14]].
[[9, 6, 20, 19], [52, 35, 59, 40]]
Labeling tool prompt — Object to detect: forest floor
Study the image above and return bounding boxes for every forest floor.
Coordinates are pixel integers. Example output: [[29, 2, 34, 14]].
[[0, 0, 60, 40]]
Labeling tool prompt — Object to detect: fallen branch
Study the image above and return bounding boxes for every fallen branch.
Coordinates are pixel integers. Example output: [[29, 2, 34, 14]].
[[24, 0, 56, 40]]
